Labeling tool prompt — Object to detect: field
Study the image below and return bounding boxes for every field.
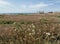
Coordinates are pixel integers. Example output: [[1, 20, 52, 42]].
[[0, 13, 60, 44]]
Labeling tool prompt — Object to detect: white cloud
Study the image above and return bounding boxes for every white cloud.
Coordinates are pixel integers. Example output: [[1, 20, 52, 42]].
[[0, 0, 54, 13], [0, 0, 11, 6], [0, 0, 18, 13], [20, 3, 48, 9], [50, 0, 60, 4], [18, 3, 53, 13], [29, 3, 48, 9]]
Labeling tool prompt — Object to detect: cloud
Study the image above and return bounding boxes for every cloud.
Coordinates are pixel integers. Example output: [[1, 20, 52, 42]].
[[29, 3, 48, 9], [50, 0, 60, 4], [0, 0, 54, 13], [0, 0, 11, 6], [18, 2, 53, 13], [0, 0, 18, 13], [20, 3, 49, 9]]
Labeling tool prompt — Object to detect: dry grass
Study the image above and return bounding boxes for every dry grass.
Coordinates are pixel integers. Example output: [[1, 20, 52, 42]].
[[0, 13, 60, 44]]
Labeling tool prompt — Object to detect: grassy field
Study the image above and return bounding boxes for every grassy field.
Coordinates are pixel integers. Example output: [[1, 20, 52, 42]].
[[0, 13, 60, 44]]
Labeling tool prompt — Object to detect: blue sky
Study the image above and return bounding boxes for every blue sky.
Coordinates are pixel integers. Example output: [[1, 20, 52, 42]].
[[0, 0, 60, 13]]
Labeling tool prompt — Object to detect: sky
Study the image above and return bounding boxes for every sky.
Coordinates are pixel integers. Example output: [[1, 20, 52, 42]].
[[0, 0, 60, 13]]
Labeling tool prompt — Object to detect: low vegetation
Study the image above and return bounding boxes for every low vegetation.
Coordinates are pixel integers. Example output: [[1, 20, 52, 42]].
[[0, 13, 60, 44], [0, 20, 14, 24]]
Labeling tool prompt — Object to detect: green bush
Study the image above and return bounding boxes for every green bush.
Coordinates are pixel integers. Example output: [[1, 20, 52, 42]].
[[40, 18, 48, 24], [57, 16, 60, 18], [27, 21, 33, 24], [0, 15, 4, 18], [19, 20, 25, 24], [0, 20, 14, 24]]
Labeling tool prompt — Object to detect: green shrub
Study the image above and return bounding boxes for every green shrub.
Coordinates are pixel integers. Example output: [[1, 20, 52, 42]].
[[0, 20, 14, 24], [27, 21, 33, 24], [40, 18, 48, 24], [0, 15, 4, 18], [19, 20, 25, 24], [57, 16, 60, 18]]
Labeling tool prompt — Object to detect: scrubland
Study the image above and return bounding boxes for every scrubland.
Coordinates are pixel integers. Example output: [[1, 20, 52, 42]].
[[0, 13, 60, 44]]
